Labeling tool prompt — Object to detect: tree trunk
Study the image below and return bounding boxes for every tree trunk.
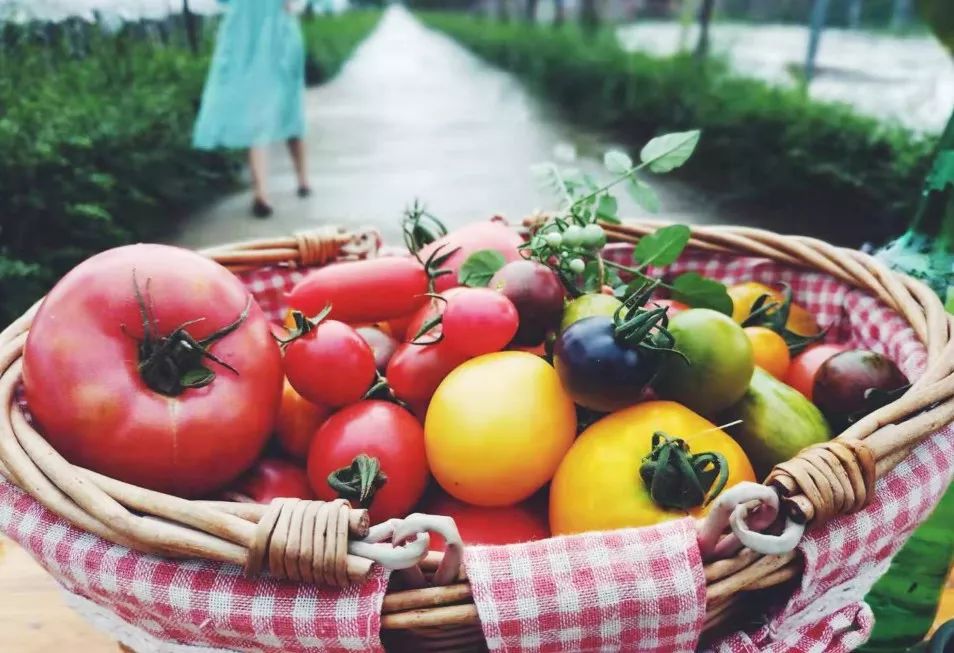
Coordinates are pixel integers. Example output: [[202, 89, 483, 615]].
[[182, 0, 199, 56], [804, 0, 831, 83], [496, 0, 510, 22], [525, 0, 539, 22], [554, 0, 565, 26], [847, 0, 863, 29], [694, 0, 716, 60], [891, 0, 913, 30], [580, 0, 599, 32]]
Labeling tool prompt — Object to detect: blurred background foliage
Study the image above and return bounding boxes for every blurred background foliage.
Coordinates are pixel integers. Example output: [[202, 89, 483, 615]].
[[0, 10, 380, 325], [421, 13, 935, 243]]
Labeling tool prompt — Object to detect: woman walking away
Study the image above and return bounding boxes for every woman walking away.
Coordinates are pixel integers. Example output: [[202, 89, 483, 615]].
[[193, 0, 310, 218]]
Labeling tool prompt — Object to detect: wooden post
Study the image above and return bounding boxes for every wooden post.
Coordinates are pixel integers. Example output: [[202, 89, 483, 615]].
[[183, 0, 199, 56], [847, 0, 863, 29], [694, 0, 716, 60], [804, 0, 831, 84]]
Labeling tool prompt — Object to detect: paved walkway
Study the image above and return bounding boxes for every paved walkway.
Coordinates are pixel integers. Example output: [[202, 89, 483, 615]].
[[173, 7, 722, 249], [618, 22, 953, 134]]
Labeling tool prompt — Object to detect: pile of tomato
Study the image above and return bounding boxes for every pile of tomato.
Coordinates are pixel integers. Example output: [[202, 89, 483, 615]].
[[20, 220, 911, 549]]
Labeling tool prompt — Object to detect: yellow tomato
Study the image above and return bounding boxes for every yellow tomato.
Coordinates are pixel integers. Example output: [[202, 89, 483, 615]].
[[728, 282, 819, 337], [744, 326, 791, 379], [425, 351, 576, 507], [549, 401, 755, 535]]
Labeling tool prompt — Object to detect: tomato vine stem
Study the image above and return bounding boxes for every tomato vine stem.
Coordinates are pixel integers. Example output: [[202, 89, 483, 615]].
[[639, 432, 728, 511]]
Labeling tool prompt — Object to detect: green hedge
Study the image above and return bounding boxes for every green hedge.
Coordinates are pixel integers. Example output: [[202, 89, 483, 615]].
[[421, 13, 935, 243], [0, 11, 380, 326]]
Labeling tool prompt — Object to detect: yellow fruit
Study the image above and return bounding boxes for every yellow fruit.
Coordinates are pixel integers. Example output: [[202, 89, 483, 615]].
[[425, 351, 576, 507], [728, 282, 820, 337], [550, 401, 755, 535]]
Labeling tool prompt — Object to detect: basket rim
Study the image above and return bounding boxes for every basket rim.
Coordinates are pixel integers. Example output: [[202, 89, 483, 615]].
[[1, 218, 952, 638]]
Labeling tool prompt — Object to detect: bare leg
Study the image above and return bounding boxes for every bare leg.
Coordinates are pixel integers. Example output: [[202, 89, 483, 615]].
[[249, 146, 269, 203], [248, 147, 272, 217], [287, 137, 310, 195]]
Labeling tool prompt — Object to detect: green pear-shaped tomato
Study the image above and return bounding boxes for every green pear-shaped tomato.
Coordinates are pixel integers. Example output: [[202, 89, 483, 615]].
[[652, 308, 754, 416]]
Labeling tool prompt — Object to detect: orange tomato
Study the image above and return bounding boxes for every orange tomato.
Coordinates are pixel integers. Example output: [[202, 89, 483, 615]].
[[275, 378, 332, 460], [784, 343, 848, 401], [744, 326, 791, 379], [728, 282, 819, 337], [550, 401, 755, 535]]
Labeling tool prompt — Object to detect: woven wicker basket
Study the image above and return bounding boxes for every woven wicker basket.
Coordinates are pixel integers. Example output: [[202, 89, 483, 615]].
[[2, 220, 952, 652]]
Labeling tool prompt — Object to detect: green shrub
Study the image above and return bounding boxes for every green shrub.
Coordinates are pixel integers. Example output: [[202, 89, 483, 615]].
[[420, 13, 935, 243], [0, 11, 379, 326]]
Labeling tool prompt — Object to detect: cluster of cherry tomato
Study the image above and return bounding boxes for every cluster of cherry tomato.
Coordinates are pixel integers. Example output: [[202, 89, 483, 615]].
[[232, 220, 562, 545], [22, 221, 913, 552]]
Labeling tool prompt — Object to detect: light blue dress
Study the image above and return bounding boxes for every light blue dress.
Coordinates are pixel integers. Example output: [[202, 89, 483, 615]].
[[192, 0, 305, 150]]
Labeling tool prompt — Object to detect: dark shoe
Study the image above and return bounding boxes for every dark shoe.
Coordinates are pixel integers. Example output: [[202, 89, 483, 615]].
[[297, 186, 312, 198], [252, 198, 273, 218]]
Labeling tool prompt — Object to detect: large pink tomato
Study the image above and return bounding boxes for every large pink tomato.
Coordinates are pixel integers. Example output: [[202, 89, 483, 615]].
[[21, 244, 284, 497]]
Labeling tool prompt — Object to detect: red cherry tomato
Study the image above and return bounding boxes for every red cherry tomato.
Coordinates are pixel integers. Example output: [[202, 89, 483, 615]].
[[284, 319, 376, 407], [286, 257, 429, 324], [419, 490, 549, 550], [275, 378, 332, 459], [307, 401, 429, 522], [405, 288, 466, 343], [386, 341, 469, 404], [356, 326, 399, 373], [784, 343, 848, 401], [234, 458, 314, 503], [443, 288, 519, 357]]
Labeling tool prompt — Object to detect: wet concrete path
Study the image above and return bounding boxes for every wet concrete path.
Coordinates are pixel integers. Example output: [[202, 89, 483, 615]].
[[172, 6, 723, 249]]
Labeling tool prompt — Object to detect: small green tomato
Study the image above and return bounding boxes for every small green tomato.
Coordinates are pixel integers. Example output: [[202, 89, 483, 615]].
[[581, 224, 606, 249], [562, 225, 585, 248], [568, 258, 586, 274], [545, 232, 563, 248]]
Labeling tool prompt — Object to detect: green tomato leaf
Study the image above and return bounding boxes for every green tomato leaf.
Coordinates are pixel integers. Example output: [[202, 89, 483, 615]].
[[458, 249, 506, 287], [596, 194, 619, 223], [627, 178, 661, 214], [604, 150, 633, 174], [670, 272, 733, 315], [639, 130, 701, 174], [633, 224, 691, 267]]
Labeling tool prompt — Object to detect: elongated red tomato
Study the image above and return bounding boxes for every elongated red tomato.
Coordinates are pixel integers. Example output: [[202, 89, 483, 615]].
[[307, 401, 429, 522], [418, 221, 524, 293], [443, 288, 519, 357], [22, 244, 284, 497], [286, 257, 428, 323], [284, 319, 376, 407]]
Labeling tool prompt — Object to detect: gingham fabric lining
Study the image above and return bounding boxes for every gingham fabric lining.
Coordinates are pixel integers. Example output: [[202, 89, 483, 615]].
[[1, 243, 951, 652]]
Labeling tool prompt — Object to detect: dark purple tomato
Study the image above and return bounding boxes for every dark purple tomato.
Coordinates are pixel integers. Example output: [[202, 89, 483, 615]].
[[489, 260, 565, 346], [813, 349, 909, 424], [553, 316, 659, 413], [356, 326, 399, 373]]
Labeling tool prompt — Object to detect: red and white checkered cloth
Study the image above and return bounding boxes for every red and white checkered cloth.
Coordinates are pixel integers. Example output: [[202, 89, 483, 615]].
[[2, 244, 952, 652]]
